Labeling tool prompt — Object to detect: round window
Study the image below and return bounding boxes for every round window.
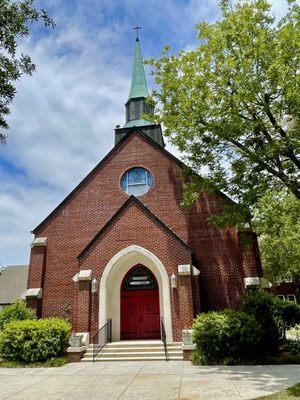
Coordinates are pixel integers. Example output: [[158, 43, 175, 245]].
[[121, 167, 153, 196]]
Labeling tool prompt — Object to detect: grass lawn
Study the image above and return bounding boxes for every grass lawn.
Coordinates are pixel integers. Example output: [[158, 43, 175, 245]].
[[255, 383, 300, 399], [0, 356, 68, 368]]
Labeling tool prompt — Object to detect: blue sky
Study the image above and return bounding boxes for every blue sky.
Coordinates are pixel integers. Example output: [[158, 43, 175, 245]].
[[0, 0, 289, 266]]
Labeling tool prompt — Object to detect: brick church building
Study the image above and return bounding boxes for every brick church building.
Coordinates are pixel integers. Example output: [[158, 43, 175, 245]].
[[26, 36, 262, 344]]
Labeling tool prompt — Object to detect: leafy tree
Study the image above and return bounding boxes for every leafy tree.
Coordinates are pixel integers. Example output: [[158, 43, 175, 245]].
[[0, 0, 54, 144], [147, 0, 300, 226], [253, 189, 300, 283]]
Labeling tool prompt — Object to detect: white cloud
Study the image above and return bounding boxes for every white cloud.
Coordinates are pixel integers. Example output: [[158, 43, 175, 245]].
[[1, 15, 132, 265], [0, 1, 188, 266]]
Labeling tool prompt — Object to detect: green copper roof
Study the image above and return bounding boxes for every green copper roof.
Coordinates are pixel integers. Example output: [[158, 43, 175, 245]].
[[123, 118, 152, 128], [128, 38, 149, 100]]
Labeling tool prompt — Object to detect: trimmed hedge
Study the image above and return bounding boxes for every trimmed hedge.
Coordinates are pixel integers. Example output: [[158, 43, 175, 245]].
[[0, 301, 36, 330], [192, 309, 262, 364], [0, 318, 71, 363]]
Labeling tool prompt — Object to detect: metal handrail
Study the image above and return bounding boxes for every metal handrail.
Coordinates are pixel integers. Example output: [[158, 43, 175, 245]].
[[161, 317, 168, 362], [92, 319, 112, 362]]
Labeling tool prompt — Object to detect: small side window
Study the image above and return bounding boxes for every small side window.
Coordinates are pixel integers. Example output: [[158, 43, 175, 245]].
[[287, 294, 297, 303], [277, 295, 285, 301]]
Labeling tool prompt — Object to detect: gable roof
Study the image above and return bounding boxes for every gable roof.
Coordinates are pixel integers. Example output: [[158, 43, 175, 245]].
[[32, 127, 234, 234], [0, 265, 28, 305], [77, 195, 193, 260], [32, 128, 184, 234]]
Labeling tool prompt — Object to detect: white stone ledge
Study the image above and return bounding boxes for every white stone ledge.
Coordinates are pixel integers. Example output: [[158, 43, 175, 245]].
[[182, 344, 196, 351], [77, 270, 92, 281], [178, 264, 191, 275], [25, 288, 43, 299], [244, 277, 261, 288], [178, 265, 200, 276], [67, 346, 87, 353], [30, 237, 47, 247]]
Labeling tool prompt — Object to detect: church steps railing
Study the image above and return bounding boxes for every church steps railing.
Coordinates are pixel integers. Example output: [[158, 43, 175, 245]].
[[161, 316, 168, 362], [92, 319, 112, 362]]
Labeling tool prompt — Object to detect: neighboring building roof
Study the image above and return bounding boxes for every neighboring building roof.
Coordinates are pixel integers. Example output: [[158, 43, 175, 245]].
[[127, 38, 149, 101], [0, 265, 28, 305], [77, 195, 193, 260]]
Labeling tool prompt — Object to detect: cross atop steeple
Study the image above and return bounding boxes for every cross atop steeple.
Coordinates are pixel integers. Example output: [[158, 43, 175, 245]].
[[133, 24, 141, 40]]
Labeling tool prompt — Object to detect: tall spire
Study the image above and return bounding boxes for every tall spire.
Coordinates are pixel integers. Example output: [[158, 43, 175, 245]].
[[124, 31, 153, 128], [127, 37, 149, 101], [115, 30, 164, 148]]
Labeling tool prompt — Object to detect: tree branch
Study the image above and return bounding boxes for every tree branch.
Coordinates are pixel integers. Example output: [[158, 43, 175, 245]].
[[229, 137, 300, 199], [263, 94, 300, 169]]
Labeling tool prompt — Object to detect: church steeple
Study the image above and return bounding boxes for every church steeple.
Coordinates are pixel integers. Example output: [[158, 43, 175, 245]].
[[124, 35, 153, 129], [115, 31, 164, 148], [127, 37, 149, 101]]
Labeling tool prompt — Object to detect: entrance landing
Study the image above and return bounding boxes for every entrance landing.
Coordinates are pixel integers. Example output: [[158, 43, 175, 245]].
[[106, 340, 166, 345]]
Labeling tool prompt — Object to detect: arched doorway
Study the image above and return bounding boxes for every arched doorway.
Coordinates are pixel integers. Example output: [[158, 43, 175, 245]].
[[121, 264, 160, 340], [99, 245, 173, 342]]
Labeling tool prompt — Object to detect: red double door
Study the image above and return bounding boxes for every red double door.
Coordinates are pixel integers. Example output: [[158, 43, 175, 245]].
[[120, 266, 160, 340]]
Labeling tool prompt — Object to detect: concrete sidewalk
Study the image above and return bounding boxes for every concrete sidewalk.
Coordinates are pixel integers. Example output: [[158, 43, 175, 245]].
[[0, 361, 299, 400]]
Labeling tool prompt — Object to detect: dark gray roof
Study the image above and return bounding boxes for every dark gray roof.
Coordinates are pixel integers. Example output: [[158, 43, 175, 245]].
[[0, 265, 28, 305]]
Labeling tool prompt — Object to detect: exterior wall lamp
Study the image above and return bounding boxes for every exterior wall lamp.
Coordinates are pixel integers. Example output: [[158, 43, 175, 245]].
[[170, 274, 177, 289], [91, 278, 98, 294]]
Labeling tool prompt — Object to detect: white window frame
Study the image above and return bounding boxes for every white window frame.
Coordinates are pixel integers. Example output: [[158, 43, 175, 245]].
[[277, 295, 285, 301], [286, 294, 297, 303]]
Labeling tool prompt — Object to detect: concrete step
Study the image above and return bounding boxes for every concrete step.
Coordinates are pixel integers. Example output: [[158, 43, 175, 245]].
[[81, 341, 183, 362], [82, 355, 183, 362], [83, 351, 182, 358], [103, 341, 181, 348], [86, 346, 182, 353]]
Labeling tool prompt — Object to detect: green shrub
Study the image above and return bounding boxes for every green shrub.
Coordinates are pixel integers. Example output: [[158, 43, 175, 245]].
[[284, 338, 300, 355], [0, 300, 36, 330], [192, 309, 262, 364], [240, 290, 282, 351], [241, 290, 300, 349], [276, 301, 300, 335], [0, 318, 71, 363]]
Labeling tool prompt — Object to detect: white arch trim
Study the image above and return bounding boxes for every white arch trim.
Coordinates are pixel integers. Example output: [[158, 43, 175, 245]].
[[99, 245, 173, 342]]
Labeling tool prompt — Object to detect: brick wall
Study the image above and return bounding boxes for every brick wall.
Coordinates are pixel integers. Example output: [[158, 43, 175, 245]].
[[27, 131, 262, 337], [79, 201, 193, 340]]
